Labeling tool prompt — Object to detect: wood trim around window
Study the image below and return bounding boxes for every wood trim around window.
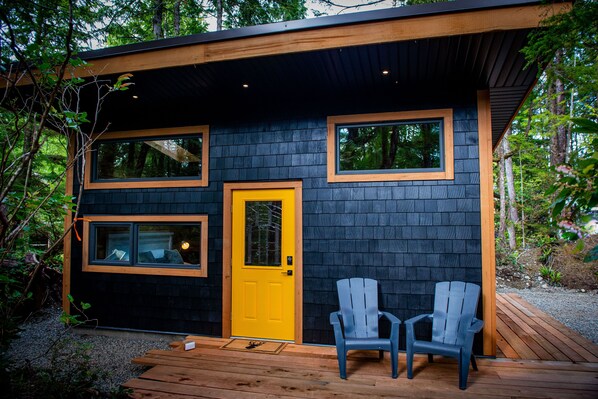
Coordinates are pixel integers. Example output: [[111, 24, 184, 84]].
[[83, 125, 209, 189], [222, 181, 303, 344], [327, 109, 454, 183], [82, 215, 208, 277]]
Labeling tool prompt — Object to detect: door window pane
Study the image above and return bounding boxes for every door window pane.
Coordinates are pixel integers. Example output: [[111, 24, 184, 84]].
[[245, 201, 282, 266], [96, 135, 202, 180], [94, 225, 131, 262]]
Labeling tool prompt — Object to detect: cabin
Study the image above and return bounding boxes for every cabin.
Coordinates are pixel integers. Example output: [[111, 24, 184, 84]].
[[62, 0, 570, 356]]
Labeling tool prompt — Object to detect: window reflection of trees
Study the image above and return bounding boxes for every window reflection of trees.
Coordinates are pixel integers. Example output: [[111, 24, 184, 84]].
[[339, 121, 441, 172], [97, 136, 202, 180], [245, 201, 282, 266]]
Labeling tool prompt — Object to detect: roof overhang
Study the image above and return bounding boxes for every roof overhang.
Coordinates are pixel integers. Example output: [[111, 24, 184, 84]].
[[3, 0, 572, 147]]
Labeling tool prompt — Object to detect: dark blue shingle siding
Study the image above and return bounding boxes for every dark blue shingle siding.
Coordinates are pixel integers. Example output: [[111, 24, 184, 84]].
[[72, 101, 482, 345]]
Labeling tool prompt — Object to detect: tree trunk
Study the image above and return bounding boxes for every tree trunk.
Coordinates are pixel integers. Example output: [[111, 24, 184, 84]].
[[496, 143, 507, 245], [174, 0, 181, 36], [503, 131, 519, 249], [550, 49, 567, 166], [216, 0, 223, 31], [152, 0, 164, 39]]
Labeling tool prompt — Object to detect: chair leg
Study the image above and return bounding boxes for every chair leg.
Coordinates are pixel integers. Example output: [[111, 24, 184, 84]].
[[336, 348, 347, 379], [470, 355, 478, 371], [406, 347, 414, 379], [390, 348, 398, 379], [379, 350, 384, 360], [428, 354, 434, 363], [459, 351, 470, 390]]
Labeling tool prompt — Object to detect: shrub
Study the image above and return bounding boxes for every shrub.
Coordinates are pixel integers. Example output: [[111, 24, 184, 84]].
[[539, 265, 562, 285]]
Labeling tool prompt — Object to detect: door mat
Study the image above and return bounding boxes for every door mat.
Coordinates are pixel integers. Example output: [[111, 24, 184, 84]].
[[220, 339, 287, 354]]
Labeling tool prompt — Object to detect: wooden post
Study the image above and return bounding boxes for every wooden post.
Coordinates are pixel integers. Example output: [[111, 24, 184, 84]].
[[477, 90, 497, 356]]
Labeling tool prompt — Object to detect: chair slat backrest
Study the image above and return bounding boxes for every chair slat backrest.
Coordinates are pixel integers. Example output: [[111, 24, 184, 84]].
[[431, 281, 480, 345], [337, 278, 379, 339]]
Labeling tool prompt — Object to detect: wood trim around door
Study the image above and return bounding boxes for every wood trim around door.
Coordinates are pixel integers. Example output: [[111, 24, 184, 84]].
[[222, 181, 303, 344]]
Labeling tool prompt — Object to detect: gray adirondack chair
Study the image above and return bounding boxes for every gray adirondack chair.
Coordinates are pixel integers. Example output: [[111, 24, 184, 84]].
[[329, 278, 401, 379], [405, 281, 484, 390]]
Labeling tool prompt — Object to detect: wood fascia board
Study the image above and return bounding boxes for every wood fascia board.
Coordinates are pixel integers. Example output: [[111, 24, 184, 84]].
[[3, 2, 571, 87]]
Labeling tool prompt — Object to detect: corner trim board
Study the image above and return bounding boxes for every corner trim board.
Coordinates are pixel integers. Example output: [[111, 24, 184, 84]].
[[477, 90, 497, 356], [62, 135, 75, 314]]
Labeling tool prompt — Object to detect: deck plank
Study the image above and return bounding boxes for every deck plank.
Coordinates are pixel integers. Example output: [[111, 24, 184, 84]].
[[505, 293, 598, 359], [496, 293, 598, 362], [496, 294, 567, 361]]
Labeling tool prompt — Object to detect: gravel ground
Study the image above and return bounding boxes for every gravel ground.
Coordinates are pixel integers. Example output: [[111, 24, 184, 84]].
[[6, 287, 598, 394], [498, 285, 598, 344], [6, 307, 175, 393]]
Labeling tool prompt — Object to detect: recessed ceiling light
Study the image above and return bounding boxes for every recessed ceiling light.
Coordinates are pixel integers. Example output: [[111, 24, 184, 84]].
[[132, 95, 139, 99], [242, 83, 249, 88], [382, 70, 390, 75]]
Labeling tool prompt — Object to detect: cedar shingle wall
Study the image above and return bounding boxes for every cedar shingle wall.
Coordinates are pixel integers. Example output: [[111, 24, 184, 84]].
[[71, 103, 481, 345]]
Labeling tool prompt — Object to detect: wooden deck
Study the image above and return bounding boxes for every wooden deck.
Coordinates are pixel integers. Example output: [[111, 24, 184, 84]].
[[496, 293, 598, 362], [125, 294, 598, 398]]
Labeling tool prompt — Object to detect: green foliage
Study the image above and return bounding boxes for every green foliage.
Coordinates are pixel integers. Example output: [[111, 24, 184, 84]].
[[585, 245, 598, 262], [496, 0, 598, 254], [102, 0, 209, 46], [496, 242, 524, 272], [222, 0, 307, 29], [1, 294, 129, 398], [539, 265, 562, 286], [0, 258, 33, 348], [523, 1, 598, 73], [60, 294, 92, 327], [101, 0, 308, 46], [545, 117, 598, 257]]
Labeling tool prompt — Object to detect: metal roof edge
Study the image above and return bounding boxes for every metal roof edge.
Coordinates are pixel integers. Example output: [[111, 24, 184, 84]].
[[79, 0, 546, 60]]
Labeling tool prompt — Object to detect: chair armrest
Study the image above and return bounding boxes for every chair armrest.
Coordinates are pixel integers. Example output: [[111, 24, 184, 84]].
[[463, 317, 484, 351], [330, 311, 345, 343], [330, 311, 342, 326], [467, 317, 484, 334], [379, 311, 401, 325], [405, 313, 432, 326], [405, 313, 433, 342], [379, 311, 401, 343]]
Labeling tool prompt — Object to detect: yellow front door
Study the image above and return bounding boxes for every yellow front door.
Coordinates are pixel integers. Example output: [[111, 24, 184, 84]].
[[231, 189, 295, 341]]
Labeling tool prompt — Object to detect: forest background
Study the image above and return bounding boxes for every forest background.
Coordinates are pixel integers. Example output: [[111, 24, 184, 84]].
[[0, 0, 596, 396]]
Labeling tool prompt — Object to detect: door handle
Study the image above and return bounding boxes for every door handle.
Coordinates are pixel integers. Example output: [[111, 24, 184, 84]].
[[281, 270, 293, 276]]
